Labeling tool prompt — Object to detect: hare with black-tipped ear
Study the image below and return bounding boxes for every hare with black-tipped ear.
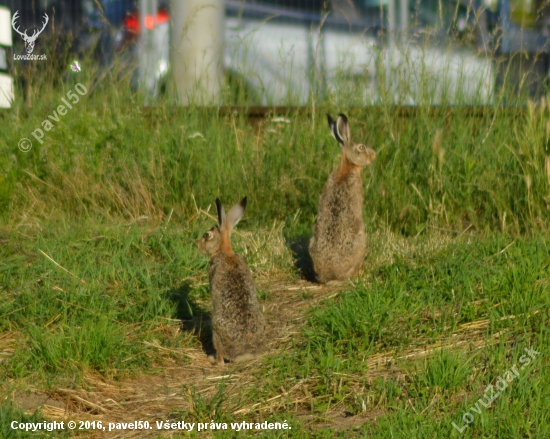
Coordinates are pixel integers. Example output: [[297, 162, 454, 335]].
[[196, 197, 266, 367], [309, 114, 377, 284]]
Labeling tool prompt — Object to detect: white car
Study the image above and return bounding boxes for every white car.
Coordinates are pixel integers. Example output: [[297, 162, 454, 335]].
[[224, 0, 493, 105]]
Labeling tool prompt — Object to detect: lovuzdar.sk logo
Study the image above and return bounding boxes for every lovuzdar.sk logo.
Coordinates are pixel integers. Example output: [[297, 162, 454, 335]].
[[12, 10, 48, 60]]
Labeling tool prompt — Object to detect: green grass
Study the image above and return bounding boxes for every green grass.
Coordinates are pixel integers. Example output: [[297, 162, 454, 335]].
[[0, 220, 208, 380], [247, 236, 548, 435], [306, 237, 549, 357], [0, 50, 549, 437], [2, 53, 550, 233]]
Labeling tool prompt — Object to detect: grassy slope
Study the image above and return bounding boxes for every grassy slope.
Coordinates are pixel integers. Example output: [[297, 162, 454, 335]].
[[0, 63, 549, 438]]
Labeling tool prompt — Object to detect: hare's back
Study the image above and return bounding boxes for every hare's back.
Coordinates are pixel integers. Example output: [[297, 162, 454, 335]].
[[209, 253, 263, 327], [317, 174, 364, 233]]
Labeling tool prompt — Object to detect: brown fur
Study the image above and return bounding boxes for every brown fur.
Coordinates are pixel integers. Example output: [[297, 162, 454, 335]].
[[197, 198, 266, 366], [309, 114, 376, 283]]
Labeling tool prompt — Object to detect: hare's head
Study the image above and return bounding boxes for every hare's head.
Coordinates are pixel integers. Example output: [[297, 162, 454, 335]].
[[197, 197, 247, 256], [327, 113, 376, 167]]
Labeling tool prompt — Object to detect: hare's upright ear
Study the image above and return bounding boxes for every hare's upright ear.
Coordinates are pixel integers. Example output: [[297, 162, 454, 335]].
[[336, 114, 351, 145], [327, 113, 342, 145], [327, 113, 350, 146], [225, 197, 247, 234], [215, 198, 225, 228]]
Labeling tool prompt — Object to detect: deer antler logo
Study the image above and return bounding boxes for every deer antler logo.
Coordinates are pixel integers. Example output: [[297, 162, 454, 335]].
[[12, 10, 49, 54]]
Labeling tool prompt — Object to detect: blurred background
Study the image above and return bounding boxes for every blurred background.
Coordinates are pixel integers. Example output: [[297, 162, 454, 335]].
[[1, 0, 550, 106]]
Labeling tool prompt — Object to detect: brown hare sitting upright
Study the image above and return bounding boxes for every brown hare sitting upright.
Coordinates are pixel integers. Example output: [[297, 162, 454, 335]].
[[196, 197, 266, 366], [309, 114, 377, 283]]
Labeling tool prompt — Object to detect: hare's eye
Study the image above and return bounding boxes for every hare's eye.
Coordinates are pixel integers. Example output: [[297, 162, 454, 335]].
[[204, 231, 213, 240], [358, 145, 366, 151]]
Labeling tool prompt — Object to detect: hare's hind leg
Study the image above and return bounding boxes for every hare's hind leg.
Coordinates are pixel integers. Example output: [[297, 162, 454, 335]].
[[211, 330, 226, 367]]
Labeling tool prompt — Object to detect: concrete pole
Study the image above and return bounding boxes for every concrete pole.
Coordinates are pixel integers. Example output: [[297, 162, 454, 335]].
[[386, 0, 396, 98], [171, 0, 225, 105], [499, 0, 510, 54], [388, 0, 396, 47], [400, 0, 408, 45]]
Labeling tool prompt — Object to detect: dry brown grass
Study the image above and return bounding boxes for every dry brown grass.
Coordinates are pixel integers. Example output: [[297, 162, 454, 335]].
[[0, 331, 17, 365]]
